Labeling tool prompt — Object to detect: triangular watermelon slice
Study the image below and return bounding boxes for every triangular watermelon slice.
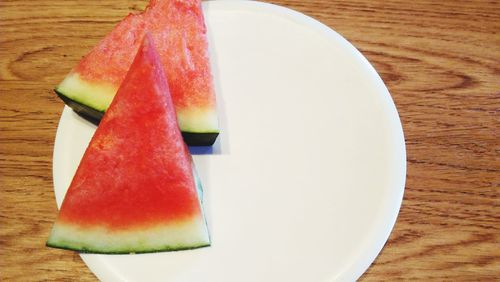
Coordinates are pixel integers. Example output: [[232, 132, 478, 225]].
[[47, 34, 210, 254], [56, 0, 218, 146]]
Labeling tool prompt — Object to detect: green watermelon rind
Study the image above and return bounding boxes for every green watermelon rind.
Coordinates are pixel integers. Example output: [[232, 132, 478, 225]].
[[46, 241, 210, 255], [55, 88, 105, 125], [54, 88, 220, 146], [56, 73, 116, 112]]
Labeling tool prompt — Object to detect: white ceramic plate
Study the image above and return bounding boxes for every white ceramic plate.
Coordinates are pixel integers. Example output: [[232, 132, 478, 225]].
[[52, 1, 406, 281]]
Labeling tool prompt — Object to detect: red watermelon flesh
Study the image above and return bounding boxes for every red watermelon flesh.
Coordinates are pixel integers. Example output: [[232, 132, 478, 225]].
[[47, 34, 210, 253], [56, 0, 218, 145]]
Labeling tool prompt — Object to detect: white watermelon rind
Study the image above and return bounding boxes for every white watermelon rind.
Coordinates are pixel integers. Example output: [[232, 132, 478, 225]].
[[46, 218, 210, 254], [56, 73, 220, 138]]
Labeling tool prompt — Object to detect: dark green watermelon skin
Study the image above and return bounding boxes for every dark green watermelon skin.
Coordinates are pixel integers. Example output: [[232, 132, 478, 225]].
[[46, 239, 209, 254], [56, 89, 103, 125], [56, 90, 219, 146], [181, 132, 220, 146]]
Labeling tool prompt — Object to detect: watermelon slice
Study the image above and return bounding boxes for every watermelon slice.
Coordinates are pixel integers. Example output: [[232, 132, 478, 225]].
[[56, 0, 219, 146], [47, 34, 210, 254]]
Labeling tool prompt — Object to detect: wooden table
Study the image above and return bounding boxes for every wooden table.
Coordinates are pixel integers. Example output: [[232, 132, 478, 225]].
[[1, 0, 498, 280]]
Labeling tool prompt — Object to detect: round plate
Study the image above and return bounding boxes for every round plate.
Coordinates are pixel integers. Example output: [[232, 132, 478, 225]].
[[53, 1, 406, 281]]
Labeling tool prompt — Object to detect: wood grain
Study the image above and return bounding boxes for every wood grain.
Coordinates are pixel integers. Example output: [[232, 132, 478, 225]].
[[1, 0, 498, 281]]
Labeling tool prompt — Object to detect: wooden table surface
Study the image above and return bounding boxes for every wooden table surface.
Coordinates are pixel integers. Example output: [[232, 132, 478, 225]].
[[1, 0, 498, 280]]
